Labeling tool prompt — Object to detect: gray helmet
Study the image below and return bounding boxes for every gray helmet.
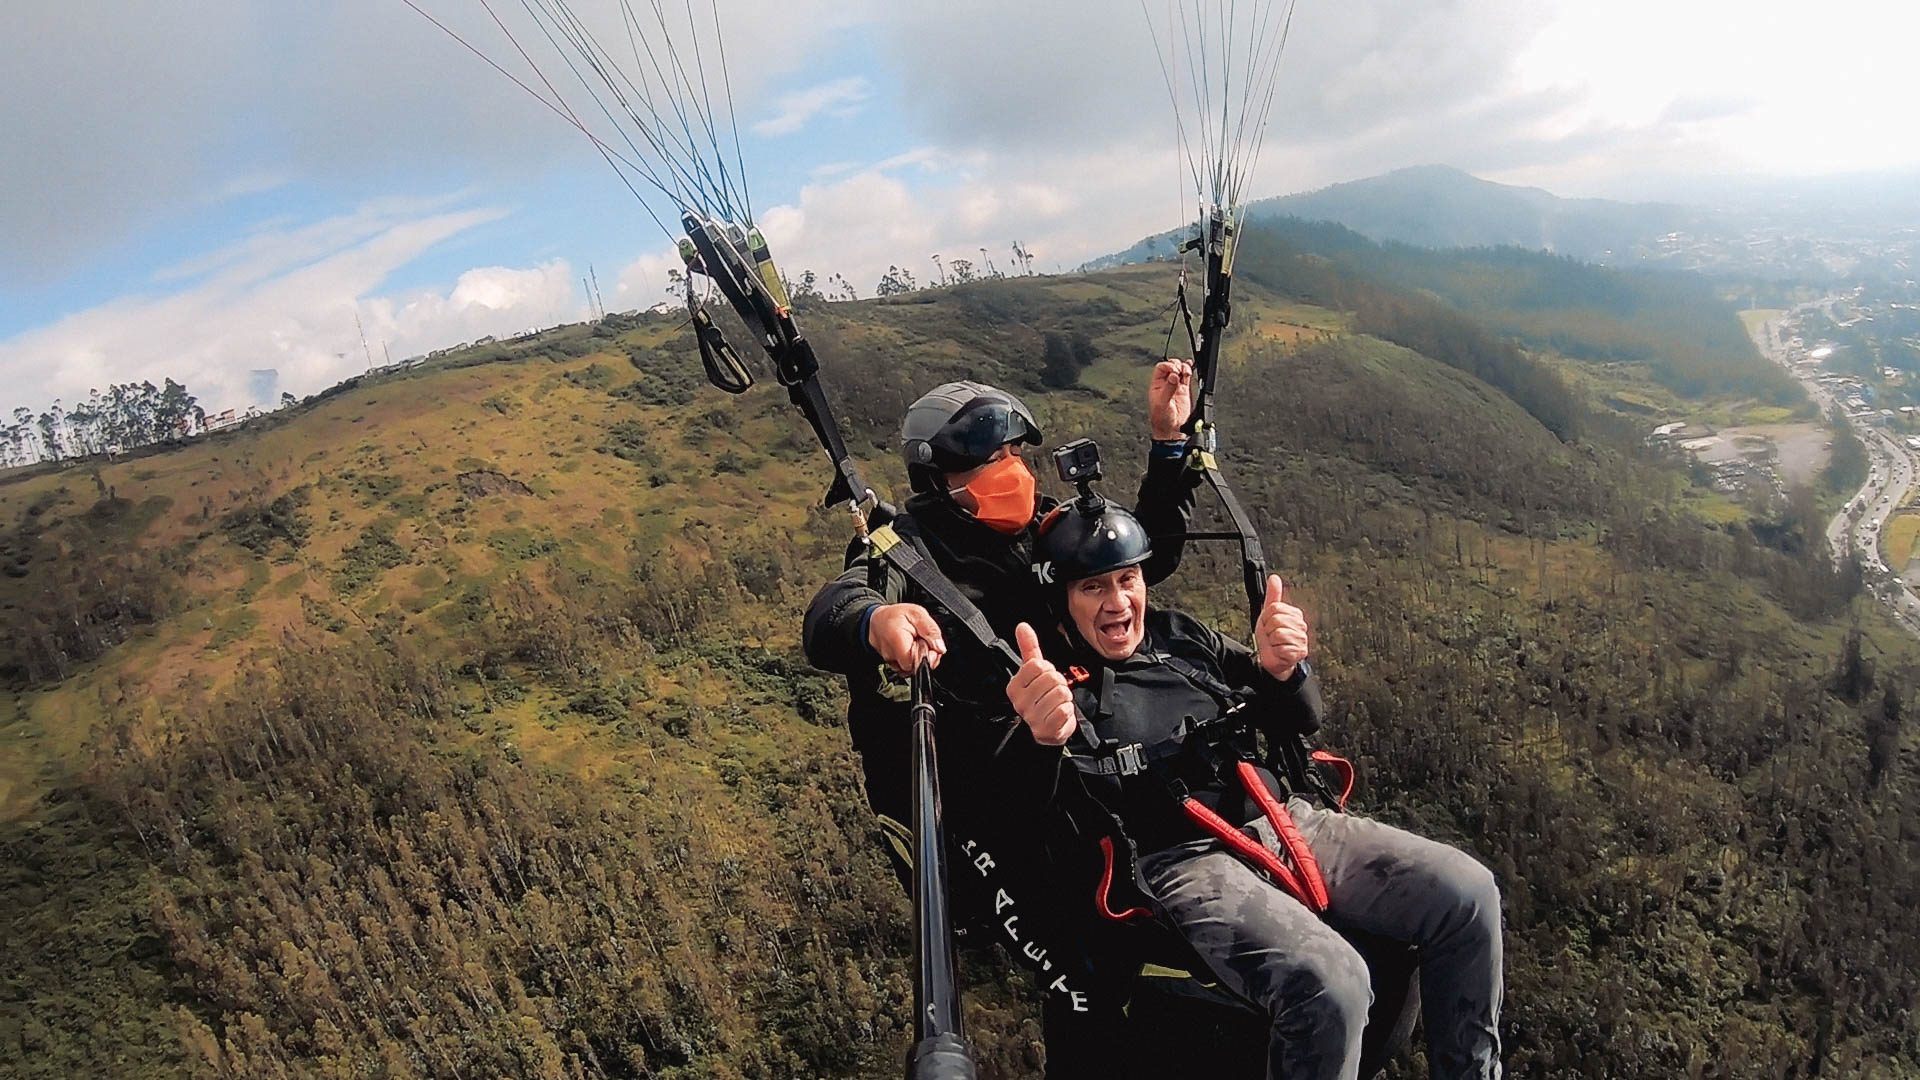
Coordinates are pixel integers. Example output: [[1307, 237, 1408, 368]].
[[1036, 496, 1153, 586], [901, 381, 1043, 493]]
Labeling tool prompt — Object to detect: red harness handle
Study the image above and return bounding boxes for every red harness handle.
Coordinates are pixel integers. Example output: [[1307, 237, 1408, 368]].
[[1180, 765, 1330, 915], [1236, 762, 1330, 911], [1309, 750, 1355, 811]]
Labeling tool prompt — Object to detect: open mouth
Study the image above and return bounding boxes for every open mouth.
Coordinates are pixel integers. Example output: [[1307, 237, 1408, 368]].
[[1096, 614, 1134, 647]]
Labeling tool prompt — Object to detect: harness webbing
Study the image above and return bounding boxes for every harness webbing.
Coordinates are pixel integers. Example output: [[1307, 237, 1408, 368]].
[[1096, 836, 1153, 922], [1180, 763, 1328, 913], [1179, 208, 1270, 628], [869, 525, 1023, 671], [1309, 750, 1355, 811]]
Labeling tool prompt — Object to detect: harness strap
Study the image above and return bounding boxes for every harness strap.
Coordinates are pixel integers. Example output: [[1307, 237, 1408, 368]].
[[1310, 750, 1355, 811], [782, 364, 865, 510], [869, 525, 1022, 671], [1096, 836, 1152, 922], [1155, 650, 1248, 709], [1185, 437, 1270, 628], [683, 211, 869, 513], [1179, 795, 1325, 914], [1235, 761, 1330, 912]]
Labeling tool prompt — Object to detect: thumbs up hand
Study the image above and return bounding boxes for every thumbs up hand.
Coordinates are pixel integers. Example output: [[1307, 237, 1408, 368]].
[[1006, 622, 1077, 746], [1255, 574, 1310, 682]]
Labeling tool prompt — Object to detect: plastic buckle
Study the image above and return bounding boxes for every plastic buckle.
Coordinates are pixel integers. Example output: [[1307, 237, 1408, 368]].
[[1115, 743, 1147, 777]]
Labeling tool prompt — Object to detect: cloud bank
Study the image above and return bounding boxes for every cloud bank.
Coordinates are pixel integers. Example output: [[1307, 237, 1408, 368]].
[[0, 200, 592, 416], [10, 0, 1920, 420]]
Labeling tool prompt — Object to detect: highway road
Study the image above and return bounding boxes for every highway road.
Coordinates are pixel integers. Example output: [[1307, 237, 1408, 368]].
[[1752, 305, 1920, 635]]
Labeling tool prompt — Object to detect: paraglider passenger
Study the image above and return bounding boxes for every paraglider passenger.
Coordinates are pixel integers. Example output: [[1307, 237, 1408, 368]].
[[1005, 490, 1506, 1080]]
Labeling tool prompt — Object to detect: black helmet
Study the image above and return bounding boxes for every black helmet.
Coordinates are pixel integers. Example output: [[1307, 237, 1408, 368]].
[[902, 381, 1043, 493], [1036, 496, 1153, 586]]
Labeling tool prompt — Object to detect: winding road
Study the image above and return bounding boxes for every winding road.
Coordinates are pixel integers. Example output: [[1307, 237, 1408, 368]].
[[1751, 306, 1920, 635]]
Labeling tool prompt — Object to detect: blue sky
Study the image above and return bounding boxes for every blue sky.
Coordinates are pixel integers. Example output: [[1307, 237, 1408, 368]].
[[5, 0, 1919, 419]]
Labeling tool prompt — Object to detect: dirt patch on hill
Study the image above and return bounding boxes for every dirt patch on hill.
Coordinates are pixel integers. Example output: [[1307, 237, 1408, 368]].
[[458, 470, 533, 498], [1693, 423, 1831, 487]]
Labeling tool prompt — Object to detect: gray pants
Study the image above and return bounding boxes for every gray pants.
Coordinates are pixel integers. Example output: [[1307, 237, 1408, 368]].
[[1138, 797, 1503, 1080]]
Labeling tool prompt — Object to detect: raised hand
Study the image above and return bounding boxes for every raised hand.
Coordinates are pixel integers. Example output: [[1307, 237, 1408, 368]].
[[1149, 358, 1195, 440], [1255, 574, 1310, 682], [1006, 622, 1077, 746], [866, 603, 947, 676]]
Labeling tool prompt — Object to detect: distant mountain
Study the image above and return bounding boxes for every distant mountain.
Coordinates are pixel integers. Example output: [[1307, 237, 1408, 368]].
[[1089, 165, 1700, 270], [1092, 165, 1920, 285], [1254, 165, 1696, 259]]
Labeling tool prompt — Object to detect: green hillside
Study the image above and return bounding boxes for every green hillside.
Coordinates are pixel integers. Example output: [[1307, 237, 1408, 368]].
[[2, 255, 1916, 1077]]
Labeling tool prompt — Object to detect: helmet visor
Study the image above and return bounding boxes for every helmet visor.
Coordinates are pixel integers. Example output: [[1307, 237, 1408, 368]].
[[928, 397, 1037, 468]]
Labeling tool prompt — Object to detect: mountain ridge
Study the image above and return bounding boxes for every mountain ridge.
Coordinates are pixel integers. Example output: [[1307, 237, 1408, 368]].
[[1088, 164, 1696, 270]]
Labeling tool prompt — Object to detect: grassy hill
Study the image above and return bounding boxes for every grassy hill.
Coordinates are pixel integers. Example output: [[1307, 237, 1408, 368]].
[[2, 253, 1917, 1078]]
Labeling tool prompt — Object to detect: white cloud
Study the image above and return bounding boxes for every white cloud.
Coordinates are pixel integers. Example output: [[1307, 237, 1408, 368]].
[[744, 137, 1186, 295], [0, 200, 594, 417], [0, 0, 881, 280], [613, 246, 689, 311], [364, 261, 584, 358], [13, 0, 1920, 421], [751, 76, 872, 136]]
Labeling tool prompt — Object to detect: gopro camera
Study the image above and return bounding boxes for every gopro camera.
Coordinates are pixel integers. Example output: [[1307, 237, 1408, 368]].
[[1052, 438, 1103, 485]]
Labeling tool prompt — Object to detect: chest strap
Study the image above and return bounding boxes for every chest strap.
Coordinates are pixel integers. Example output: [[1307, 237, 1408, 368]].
[[1076, 742, 1150, 778]]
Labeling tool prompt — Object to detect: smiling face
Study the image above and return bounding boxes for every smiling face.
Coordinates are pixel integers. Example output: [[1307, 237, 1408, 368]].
[[1065, 564, 1148, 660]]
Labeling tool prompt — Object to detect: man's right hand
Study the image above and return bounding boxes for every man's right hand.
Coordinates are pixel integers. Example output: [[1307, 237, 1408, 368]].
[[867, 603, 947, 675], [1006, 622, 1077, 746]]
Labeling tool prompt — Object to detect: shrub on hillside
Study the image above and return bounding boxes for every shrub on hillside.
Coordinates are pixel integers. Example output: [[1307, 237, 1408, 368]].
[[219, 487, 312, 555], [332, 523, 408, 593], [599, 420, 654, 465]]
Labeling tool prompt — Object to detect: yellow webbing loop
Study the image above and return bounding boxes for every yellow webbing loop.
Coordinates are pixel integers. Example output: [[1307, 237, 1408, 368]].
[[1137, 963, 1199, 981], [876, 814, 914, 870]]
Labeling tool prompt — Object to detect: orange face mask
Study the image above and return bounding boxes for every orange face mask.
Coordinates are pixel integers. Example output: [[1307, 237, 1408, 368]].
[[952, 454, 1036, 534]]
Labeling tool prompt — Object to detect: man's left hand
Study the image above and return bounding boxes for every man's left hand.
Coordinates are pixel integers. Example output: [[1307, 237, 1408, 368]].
[[1255, 574, 1309, 682], [1149, 358, 1195, 441]]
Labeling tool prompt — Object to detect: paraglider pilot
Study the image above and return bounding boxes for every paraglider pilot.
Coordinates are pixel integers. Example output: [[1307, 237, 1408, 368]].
[[803, 365, 1202, 1076]]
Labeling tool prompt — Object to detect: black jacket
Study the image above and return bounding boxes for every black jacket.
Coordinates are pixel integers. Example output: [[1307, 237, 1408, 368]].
[[1055, 607, 1326, 856], [802, 450, 1200, 823]]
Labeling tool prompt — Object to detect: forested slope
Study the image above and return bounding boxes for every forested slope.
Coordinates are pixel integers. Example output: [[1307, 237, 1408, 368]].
[[1, 249, 1915, 1078]]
